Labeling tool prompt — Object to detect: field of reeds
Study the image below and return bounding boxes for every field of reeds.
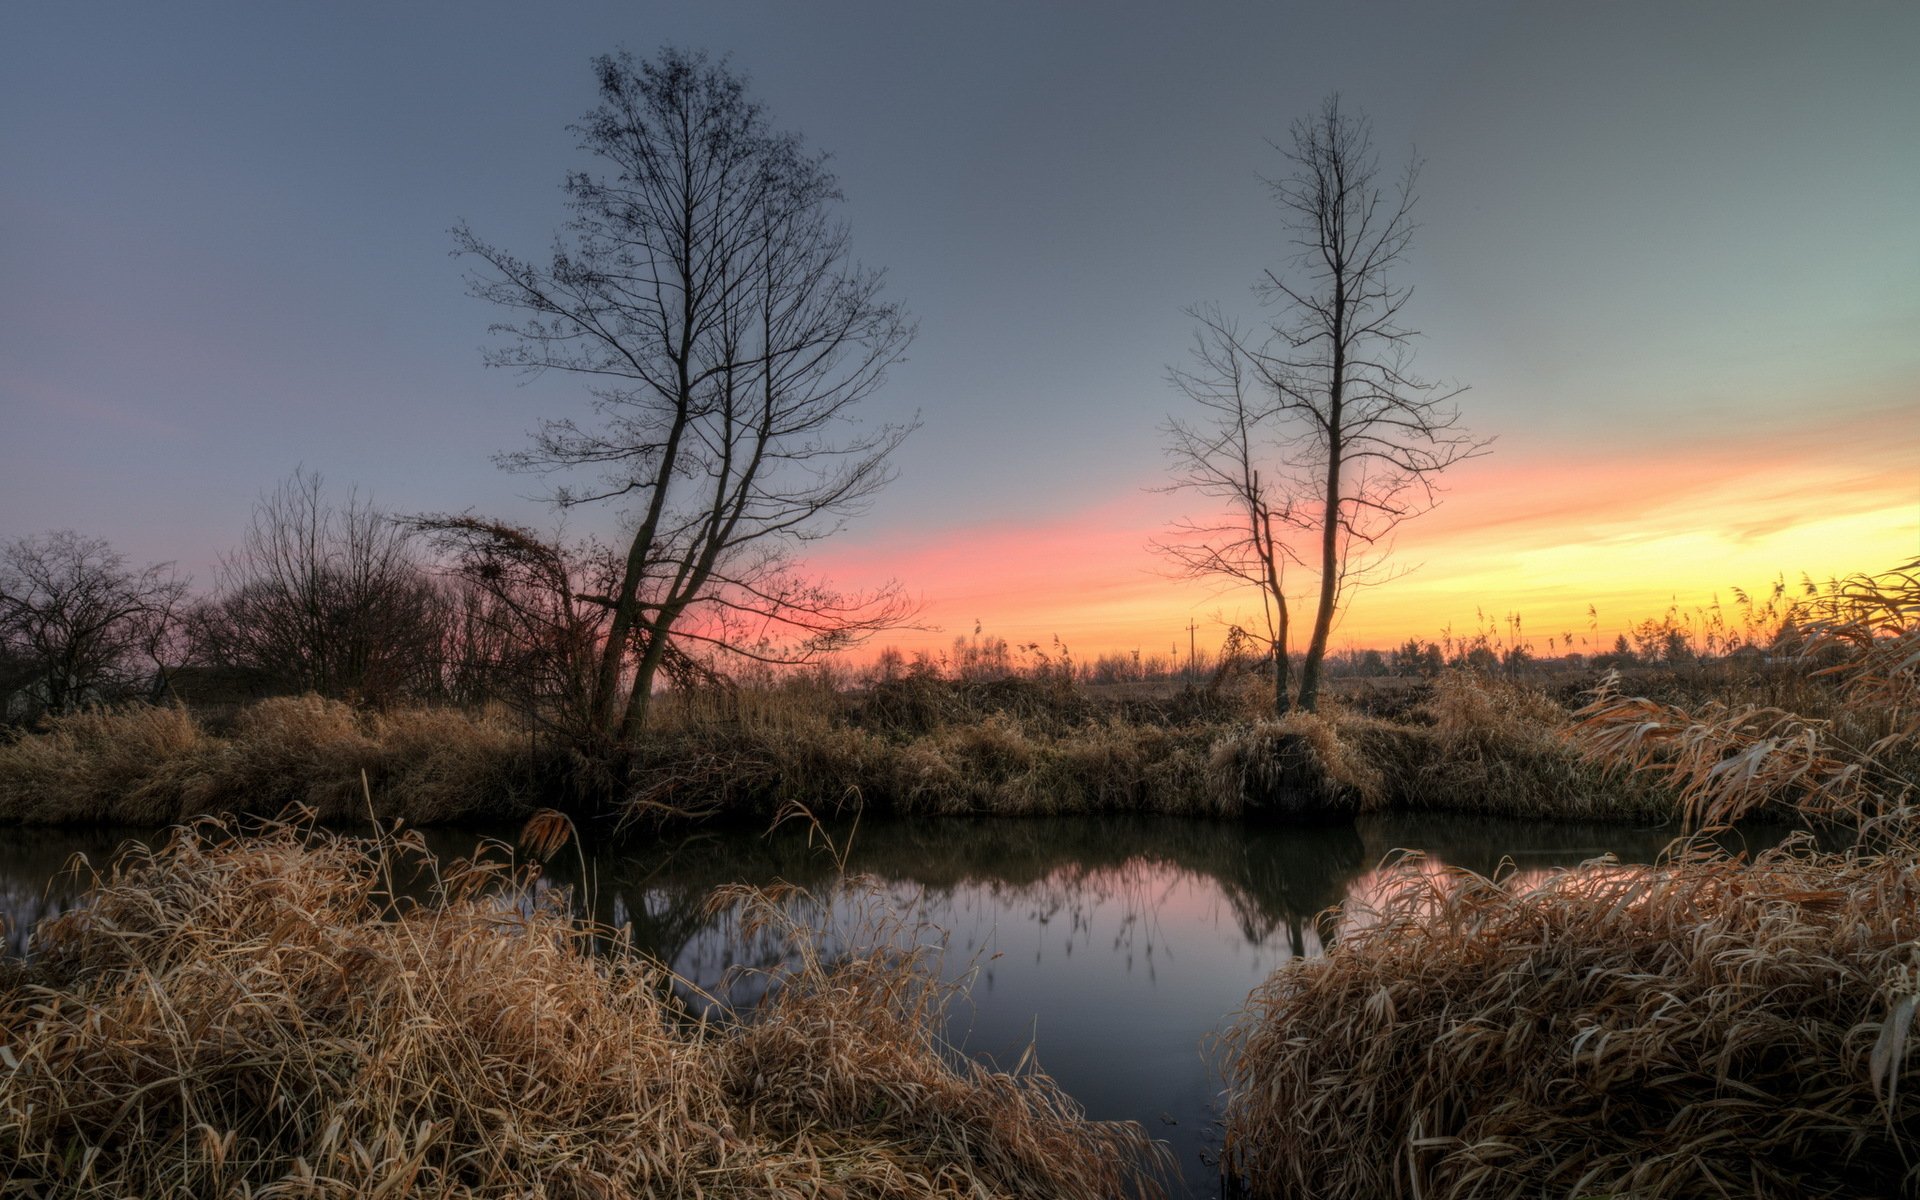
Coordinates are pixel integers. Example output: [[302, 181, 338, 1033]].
[[0, 666, 1685, 829], [1220, 561, 1920, 1198], [0, 815, 1167, 1199]]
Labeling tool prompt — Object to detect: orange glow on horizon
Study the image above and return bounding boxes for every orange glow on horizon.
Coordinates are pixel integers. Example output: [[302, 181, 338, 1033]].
[[809, 404, 1918, 665]]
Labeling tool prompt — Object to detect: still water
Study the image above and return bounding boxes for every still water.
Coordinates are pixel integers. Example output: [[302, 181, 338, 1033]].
[[0, 813, 1736, 1194]]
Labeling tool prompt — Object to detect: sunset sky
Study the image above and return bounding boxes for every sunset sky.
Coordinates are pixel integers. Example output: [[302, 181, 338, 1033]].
[[4, 2, 1915, 663]]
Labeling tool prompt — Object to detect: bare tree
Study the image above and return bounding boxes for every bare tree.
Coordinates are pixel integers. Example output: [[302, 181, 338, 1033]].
[[1165, 95, 1487, 712], [0, 531, 187, 718], [197, 469, 446, 705], [1156, 308, 1297, 714], [407, 515, 615, 740], [455, 48, 916, 740]]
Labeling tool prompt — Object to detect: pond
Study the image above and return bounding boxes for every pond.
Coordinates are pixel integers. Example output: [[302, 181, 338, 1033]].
[[0, 812, 1752, 1195]]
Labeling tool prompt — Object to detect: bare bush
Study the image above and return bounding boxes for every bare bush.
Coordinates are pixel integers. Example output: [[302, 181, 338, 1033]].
[[0, 530, 186, 719], [196, 469, 446, 705]]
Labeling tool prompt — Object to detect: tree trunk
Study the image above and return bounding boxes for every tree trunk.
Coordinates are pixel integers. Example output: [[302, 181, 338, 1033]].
[[620, 636, 666, 742], [1297, 283, 1346, 713], [1265, 518, 1293, 716]]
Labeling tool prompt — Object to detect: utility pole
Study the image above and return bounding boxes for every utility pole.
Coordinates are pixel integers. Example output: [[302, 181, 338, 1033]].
[[1187, 619, 1199, 682]]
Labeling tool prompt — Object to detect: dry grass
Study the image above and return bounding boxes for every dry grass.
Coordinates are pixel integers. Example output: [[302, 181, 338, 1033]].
[[0, 704, 207, 825], [0, 815, 1167, 1199], [1221, 835, 1920, 1199], [1208, 712, 1383, 819], [1395, 673, 1674, 821], [0, 672, 1680, 829], [0, 697, 540, 826], [624, 703, 1232, 824], [1576, 560, 1920, 829], [1194, 679, 1672, 823]]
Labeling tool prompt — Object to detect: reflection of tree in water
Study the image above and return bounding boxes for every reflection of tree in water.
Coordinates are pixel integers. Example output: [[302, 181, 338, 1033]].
[[521, 816, 1373, 985], [527, 813, 1772, 979], [1, 813, 1751, 971]]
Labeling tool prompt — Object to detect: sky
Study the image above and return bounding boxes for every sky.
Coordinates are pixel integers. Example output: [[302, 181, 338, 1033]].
[[4, 1, 1916, 663]]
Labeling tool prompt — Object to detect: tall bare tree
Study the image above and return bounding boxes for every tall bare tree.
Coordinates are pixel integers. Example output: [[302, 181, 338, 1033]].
[[1165, 95, 1486, 713], [0, 531, 187, 718], [455, 48, 916, 739]]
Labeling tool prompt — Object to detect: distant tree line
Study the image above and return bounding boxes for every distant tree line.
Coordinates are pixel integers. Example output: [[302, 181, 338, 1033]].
[[0, 470, 554, 724], [0, 482, 1815, 731]]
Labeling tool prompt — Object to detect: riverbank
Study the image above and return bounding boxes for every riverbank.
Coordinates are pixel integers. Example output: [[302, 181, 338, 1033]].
[[0, 817, 1167, 1199], [1220, 834, 1920, 1197], [0, 670, 1684, 829], [1220, 567, 1920, 1196]]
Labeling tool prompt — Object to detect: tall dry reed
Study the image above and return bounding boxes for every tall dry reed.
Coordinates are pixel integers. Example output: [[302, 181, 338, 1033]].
[[1221, 837, 1920, 1198], [1576, 560, 1920, 828], [0, 815, 1166, 1199]]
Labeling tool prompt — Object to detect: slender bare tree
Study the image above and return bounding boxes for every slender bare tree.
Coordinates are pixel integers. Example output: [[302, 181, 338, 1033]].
[[1155, 308, 1298, 714], [0, 531, 187, 718], [455, 48, 916, 739], [1166, 94, 1487, 713]]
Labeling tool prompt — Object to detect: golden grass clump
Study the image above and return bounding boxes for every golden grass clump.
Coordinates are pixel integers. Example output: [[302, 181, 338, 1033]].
[[0, 703, 207, 824], [0, 816, 1165, 1199], [0, 698, 539, 826], [1221, 838, 1920, 1199], [366, 705, 537, 823], [1576, 560, 1920, 829], [1403, 672, 1673, 821], [204, 693, 381, 814], [1208, 713, 1381, 820]]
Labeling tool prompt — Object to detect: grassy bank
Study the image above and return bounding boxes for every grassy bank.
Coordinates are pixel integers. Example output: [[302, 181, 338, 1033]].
[[0, 670, 1680, 828], [1220, 837, 1920, 1198], [0, 697, 549, 826], [1221, 563, 1920, 1197], [0, 817, 1166, 1199]]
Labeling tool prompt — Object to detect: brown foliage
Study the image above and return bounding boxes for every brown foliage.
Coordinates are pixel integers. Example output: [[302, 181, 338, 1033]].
[[1575, 560, 1920, 828], [1222, 839, 1920, 1198], [0, 697, 538, 826], [0, 817, 1166, 1198]]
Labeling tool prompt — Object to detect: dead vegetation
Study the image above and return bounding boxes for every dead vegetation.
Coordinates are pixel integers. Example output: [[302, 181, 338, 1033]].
[[1221, 835, 1920, 1198], [1575, 560, 1920, 828], [1221, 561, 1920, 1198], [0, 815, 1167, 1199], [0, 695, 542, 826], [1200, 673, 1673, 823], [1, 665, 1681, 829]]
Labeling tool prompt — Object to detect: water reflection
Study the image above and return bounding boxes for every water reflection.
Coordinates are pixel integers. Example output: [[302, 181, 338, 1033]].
[[0, 826, 145, 956], [1, 812, 1746, 1196], [541, 818, 1370, 973]]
